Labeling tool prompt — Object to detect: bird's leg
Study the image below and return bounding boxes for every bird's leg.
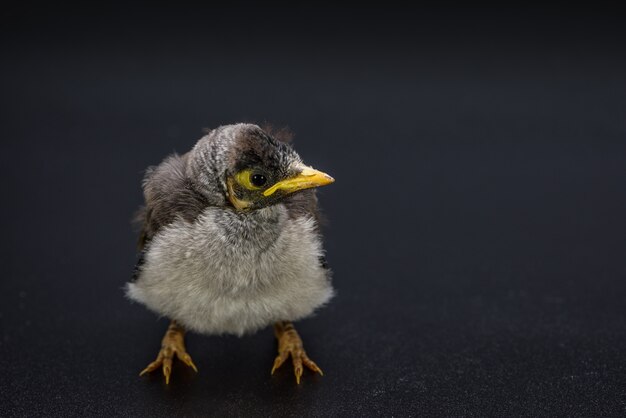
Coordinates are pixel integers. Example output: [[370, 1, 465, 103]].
[[139, 320, 197, 384], [271, 321, 323, 384]]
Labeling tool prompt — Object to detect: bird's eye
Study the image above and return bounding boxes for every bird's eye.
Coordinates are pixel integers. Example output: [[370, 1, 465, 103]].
[[250, 173, 267, 187], [234, 169, 268, 190]]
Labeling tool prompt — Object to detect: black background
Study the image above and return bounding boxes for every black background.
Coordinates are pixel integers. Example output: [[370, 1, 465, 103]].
[[2, 4, 626, 416]]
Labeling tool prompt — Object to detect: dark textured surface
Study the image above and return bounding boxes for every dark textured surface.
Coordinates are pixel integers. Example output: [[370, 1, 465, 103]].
[[2, 5, 626, 417]]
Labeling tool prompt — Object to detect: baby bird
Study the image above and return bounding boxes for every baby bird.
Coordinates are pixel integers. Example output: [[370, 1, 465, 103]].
[[126, 123, 335, 384]]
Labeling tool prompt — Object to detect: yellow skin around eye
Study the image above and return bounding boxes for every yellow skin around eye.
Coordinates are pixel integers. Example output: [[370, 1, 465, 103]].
[[234, 169, 263, 190], [228, 165, 334, 211]]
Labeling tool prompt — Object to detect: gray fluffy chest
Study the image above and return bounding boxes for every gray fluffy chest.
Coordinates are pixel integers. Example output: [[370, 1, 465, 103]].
[[126, 205, 333, 335]]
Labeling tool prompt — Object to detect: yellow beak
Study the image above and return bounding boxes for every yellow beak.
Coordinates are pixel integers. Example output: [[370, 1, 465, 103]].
[[263, 165, 335, 197]]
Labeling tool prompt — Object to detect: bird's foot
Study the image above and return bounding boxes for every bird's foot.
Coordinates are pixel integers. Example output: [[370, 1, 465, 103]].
[[139, 321, 197, 384], [271, 321, 323, 384]]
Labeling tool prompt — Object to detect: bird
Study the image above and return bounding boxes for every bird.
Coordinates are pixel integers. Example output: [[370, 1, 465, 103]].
[[126, 123, 335, 385]]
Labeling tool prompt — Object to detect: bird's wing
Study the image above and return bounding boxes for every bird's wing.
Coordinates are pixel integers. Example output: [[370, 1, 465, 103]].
[[135, 152, 209, 250], [132, 152, 209, 281], [284, 189, 323, 226], [284, 189, 329, 269]]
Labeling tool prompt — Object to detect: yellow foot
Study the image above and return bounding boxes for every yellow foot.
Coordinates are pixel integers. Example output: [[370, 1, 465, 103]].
[[271, 321, 323, 384], [139, 321, 198, 384]]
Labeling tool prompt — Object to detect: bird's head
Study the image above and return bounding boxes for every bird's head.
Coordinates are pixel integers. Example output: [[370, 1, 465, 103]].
[[187, 123, 334, 210]]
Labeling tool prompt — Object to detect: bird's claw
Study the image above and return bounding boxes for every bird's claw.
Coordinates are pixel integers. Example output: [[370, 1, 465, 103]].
[[140, 322, 197, 384], [272, 322, 323, 384]]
